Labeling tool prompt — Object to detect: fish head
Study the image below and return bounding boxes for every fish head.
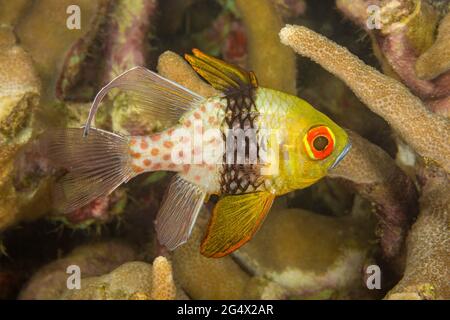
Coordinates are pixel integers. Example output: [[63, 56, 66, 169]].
[[272, 94, 351, 190]]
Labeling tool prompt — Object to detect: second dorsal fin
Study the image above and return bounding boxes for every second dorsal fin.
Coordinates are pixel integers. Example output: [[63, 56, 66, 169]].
[[185, 49, 258, 94], [83, 67, 204, 137]]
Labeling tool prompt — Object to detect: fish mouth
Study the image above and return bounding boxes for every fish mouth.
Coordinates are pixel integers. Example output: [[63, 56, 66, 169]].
[[330, 142, 352, 170]]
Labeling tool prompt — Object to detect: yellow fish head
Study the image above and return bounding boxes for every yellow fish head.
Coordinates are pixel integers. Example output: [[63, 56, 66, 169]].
[[267, 92, 351, 192]]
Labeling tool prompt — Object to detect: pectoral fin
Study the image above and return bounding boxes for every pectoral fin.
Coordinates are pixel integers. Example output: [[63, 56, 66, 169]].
[[200, 192, 275, 258]]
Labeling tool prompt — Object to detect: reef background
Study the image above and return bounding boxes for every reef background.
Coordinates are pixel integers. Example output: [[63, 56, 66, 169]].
[[0, 0, 448, 300]]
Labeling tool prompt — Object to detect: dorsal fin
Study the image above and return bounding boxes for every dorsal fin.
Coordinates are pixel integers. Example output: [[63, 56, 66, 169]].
[[83, 67, 204, 137], [185, 49, 258, 94]]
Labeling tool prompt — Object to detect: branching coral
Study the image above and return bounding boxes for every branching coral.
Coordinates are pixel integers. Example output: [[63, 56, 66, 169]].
[[236, 0, 297, 94], [157, 51, 218, 98], [280, 24, 450, 173], [101, 0, 158, 83], [415, 11, 450, 80], [150, 256, 177, 300], [328, 131, 418, 259], [336, 0, 450, 115], [280, 23, 449, 299], [386, 166, 449, 299]]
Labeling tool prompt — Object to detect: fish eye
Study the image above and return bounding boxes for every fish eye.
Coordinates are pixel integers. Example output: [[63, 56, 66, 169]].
[[313, 136, 329, 151], [303, 126, 335, 160]]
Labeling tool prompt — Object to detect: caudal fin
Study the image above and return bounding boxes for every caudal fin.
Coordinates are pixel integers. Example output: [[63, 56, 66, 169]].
[[43, 127, 134, 213]]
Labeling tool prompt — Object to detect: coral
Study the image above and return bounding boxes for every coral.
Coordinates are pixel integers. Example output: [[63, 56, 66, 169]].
[[15, 0, 101, 102], [150, 256, 177, 300], [19, 241, 137, 299], [233, 208, 376, 299], [55, 1, 111, 100], [236, 0, 297, 94], [98, 0, 159, 136], [157, 51, 218, 98], [328, 131, 418, 259], [61, 256, 184, 300], [172, 212, 252, 300], [415, 12, 450, 80], [0, 28, 41, 232], [0, 0, 31, 26], [62, 261, 154, 300], [336, 0, 450, 114], [101, 0, 158, 83], [279, 23, 450, 299], [386, 166, 449, 299], [279, 24, 450, 173]]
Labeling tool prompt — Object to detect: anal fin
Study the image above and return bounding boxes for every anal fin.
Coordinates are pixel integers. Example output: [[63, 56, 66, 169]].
[[201, 192, 275, 258]]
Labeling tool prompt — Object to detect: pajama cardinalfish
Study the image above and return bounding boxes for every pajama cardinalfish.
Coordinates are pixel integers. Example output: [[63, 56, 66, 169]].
[[46, 49, 351, 258]]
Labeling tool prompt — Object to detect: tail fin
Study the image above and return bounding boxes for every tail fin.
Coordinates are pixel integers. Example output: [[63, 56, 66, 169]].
[[44, 127, 134, 213]]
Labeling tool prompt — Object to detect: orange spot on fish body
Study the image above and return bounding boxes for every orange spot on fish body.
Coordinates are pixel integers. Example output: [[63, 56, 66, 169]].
[[168, 163, 176, 170], [163, 154, 171, 161], [153, 163, 162, 170], [164, 141, 174, 148], [200, 105, 206, 112], [141, 140, 149, 150], [151, 148, 159, 156], [194, 112, 201, 119], [194, 175, 201, 182], [151, 134, 161, 142], [184, 119, 191, 127], [193, 147, 202, 155], [132, 165, 144, 173], [143, 159, 152, 167], [130, 151, 141, 159], [208, 116, 216, 124], [183, 164, 191, 174], [130, 138, 137, 146], [167, 128, 174, 136]]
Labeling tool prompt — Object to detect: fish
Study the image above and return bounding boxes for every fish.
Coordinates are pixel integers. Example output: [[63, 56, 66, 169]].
[[45, 49, 351, 258]]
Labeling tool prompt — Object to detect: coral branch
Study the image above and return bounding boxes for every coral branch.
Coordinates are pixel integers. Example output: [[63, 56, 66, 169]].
[[157, 51, 218, 97], [279, 25, 450, 172], [386, 166, 449, 299], [336, 0, 450, 114], [236, 0, 297, 94], [102, 0, 158, 83], [151, 256, 177, 300], [329, 131, 418, 258], [415, 12, 450, 80]]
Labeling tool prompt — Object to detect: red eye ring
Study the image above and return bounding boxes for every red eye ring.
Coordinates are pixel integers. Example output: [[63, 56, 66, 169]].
[[303, 126, 335, 160]]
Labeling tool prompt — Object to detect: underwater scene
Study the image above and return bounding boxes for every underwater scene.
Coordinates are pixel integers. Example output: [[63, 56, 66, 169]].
[[0, 0, 449, 301]]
